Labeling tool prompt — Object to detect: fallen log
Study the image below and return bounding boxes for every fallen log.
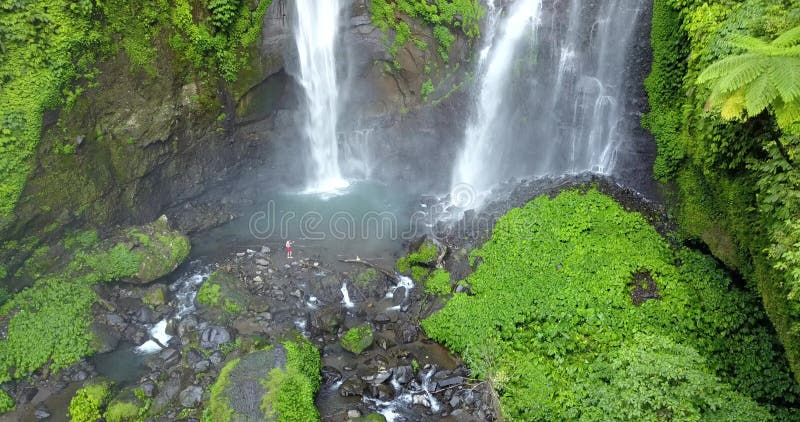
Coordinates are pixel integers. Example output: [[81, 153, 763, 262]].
[[338, 258, 397, 279]]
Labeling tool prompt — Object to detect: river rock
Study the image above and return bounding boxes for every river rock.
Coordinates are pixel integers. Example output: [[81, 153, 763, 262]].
[[139, 380, 157, 398], [177, 316, 198, 337], [393, 365, 414, 384], [437, 376, 464, 388], [134, 306, 155, 323], [179, 386, 204, 408], [370, 383, 394, 401], [200, 326, 231, 349], [338, 376, 366, 397], [398, 323, 418, 344], [33, 406, 51, 420], [255, 258, 270, 267], [311, 307, 344, 335], [152, 373, 182, 414], [159, 348, 181, 367]]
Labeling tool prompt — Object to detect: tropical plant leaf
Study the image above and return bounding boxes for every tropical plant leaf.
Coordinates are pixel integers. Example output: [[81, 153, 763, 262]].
[[714, 57, 768, 94], [727, 34, 769, 51], [767, 57, 800, 102], [721, 88, 746, 120], [771, 25, 800, 48], [697, 53, 760, 84], [745, 74, 779, 116], [774, 98, 800, 129]]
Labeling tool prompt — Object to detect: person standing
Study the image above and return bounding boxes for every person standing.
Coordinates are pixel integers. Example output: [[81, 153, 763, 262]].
[[285, 240, 294, 259]]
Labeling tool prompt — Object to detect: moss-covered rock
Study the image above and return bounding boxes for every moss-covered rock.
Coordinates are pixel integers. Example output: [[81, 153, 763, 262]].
[[196, 271, 250, 319], [142, 285, 167, 306], [205, 336, 321, 421], [341, 325, 374, 355], [104, 388, 145, 422]]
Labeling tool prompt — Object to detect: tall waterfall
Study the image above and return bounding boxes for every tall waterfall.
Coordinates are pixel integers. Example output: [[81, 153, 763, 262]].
[[451, 0, 644, 208], [451, 0, 543, 202], [293, 0, 348, 193]]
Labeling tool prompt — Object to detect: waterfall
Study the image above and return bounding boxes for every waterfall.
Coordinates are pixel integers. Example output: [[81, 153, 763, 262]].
[[341, 281, 355, 309], [293, 0, 348, 193], [451, 0, 543, 205], [451, 0, 643, 209]]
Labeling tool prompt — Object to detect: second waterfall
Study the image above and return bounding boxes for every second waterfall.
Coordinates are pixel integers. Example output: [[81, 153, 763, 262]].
[[292, 0, 348, 193]]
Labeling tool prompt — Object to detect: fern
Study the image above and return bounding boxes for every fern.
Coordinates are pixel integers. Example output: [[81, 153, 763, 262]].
[[698, 26, 800, 130]]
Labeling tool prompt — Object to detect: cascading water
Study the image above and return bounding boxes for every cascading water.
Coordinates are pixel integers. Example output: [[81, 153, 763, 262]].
[[292, 0, 348, 193], [451, 0, 643, 208], [451, 0, 543, 203]]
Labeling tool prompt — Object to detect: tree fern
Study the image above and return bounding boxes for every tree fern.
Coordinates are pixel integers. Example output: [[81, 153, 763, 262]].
[[697, 26, 800, 130]]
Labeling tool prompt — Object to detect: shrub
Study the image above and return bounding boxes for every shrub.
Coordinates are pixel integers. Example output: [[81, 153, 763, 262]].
[[104, 400, 140, 422], [423, 189, 798, 418], [0, 390, 14, 414], [69, 381, 113, 422], [425, 269, 451, 296]]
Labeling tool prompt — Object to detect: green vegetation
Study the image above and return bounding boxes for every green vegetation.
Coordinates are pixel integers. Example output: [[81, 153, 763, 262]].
[[104, 400, 140, 422], [422, 189, 799, 419], [205, 337, 321, 421], [0, 390, 14, 413], [68, 381, 113, 422], [697, 26, 800, 128], [424, 269, 451, 296], [196, 271, 248, 315], [397, 239, 438, 274], [370, 0, 483, 64], [0, 0, 271, 221], [645, 0, 800, 380], [261, 338, 321, 421], [355, 268, 379, 287], [341, 325, 374, 354], [205, 356, 240, 421], [0, 218, 189, 403]]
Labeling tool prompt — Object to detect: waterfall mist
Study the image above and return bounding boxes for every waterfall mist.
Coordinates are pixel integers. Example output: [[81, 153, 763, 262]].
[[451, 0, 645, 208]]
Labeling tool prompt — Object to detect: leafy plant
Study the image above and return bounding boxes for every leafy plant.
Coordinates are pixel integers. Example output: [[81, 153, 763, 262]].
[[698, 26, 800, 129], [69, 381, 113, 422], [422, 189, 799, 419], [424, 269, 451, 296]]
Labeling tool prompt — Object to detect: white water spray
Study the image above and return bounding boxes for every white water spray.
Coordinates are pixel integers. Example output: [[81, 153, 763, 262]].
[[451, 0, 543, 206], [136, 319, 173, 354], [293, 0, 348, 193], [341, 282, 355, 309]]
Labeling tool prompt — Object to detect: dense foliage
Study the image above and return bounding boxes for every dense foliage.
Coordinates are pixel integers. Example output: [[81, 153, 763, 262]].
[[68, 381, 113, 422], [0, 0, 270, 222], [0, 220, 188, 409], [370, 0, 483, 64], [644, 0, 800, 379], [423, 189, 799, 420]]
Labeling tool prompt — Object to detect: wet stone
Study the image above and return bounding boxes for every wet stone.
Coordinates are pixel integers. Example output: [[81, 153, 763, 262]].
[[437, 376, 464, 388], [338, 376, 366, 397], [34, 406, 51, 420], [200, 326, 231, 349], [393, 366, 414, 384], [179, 385, 203, 408], [321, 366, 342, 385]]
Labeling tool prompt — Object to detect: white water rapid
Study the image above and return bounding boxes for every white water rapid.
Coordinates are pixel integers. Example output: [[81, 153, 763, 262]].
[[293, 0, 348, 193]]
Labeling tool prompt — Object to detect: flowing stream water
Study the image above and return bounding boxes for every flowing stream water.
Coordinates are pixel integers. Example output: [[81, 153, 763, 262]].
[[293, 0, 349, 193]]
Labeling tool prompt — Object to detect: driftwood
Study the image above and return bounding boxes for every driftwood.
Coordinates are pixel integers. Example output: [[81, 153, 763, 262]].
[[338, 258, 397, 279]]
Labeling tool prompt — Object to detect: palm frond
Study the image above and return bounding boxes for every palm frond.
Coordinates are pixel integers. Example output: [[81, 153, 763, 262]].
[[767, 56, 800, 102], [772, 26, 800, 48], [697, 53, 761, 84], [713, 57, 768, 94], [745, 74, 779, 116], [774, 98, 800, 129], [728, 34, 769, 51]]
